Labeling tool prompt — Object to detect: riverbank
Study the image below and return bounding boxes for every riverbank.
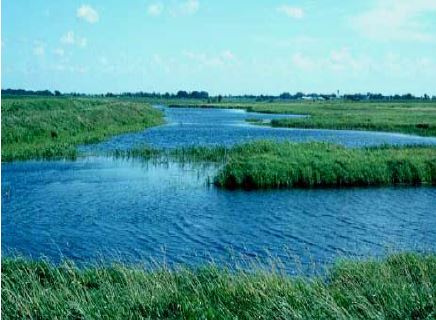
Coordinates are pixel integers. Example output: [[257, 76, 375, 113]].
[[2, 253, 434, 319], [1, 97, 164, 161], [167, 100, 436, 136], [114, 141, 436, 189]]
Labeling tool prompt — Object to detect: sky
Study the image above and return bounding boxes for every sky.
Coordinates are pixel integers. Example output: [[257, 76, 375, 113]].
[[2, 0, 436, 95]]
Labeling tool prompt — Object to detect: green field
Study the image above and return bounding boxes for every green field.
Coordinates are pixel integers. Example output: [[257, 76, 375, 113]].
[[1, 97, 164, 161], [167, 100, 436, 136], [2, 253, 434, 319]]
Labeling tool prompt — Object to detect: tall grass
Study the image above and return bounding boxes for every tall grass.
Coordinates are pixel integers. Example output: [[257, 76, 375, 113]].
[[1, 97, 164, 161], [112, 141, 436, 189], [2, 253, 434, 319], [214, 141, 436, 189]]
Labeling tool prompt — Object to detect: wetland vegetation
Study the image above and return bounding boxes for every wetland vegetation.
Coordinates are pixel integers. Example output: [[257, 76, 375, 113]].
[[2, 253, 434, 319], [168, 100, 436, 136], [115, 141, 436, 189], [214, 141, 436, 189], [1, 96, 164, 161]]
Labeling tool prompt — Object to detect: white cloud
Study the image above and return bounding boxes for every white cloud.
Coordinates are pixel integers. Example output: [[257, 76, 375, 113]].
[[77, 5, 99, 23], [181, 0, 199, 14], [292, 49, 371, 73], [61, 31, 75, 44], [54, 48, 65, 56], [33, 43, 45, 56], [290, 48, 436, 80], [277, 5, 304, 19], [352, 0, 436, 42], [183, 50, 236, 67], [60, 31, 87, 48], [147, 3, 164, 16], [292, 53, 317, 70], [171, 0, 200, 16]]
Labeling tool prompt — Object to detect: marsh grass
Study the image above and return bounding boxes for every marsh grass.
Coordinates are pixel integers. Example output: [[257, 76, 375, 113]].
[[2, 253, 434, 319], [1, 97, 164, 161], [113, 141, 436, 189], [214, 141, 436, 189]]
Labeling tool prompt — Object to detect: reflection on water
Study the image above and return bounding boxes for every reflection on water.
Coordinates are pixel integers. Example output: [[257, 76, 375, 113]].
[[2, 157, 435, 270]]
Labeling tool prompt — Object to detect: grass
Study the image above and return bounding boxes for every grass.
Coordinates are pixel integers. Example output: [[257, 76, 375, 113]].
[[1, 96, 164, 161], [1, 253, 434, 319], [215, 141, 436, 189], [167, 100, 436, 136], [113, 141, 436, 189]]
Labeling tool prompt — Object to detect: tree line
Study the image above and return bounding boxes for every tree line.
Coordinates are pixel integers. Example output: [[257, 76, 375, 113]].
[[2, 88, 435, 102]]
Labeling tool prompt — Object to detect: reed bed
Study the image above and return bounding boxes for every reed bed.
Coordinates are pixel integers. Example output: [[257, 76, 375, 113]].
[[114, 141, 436, 189], [1, 97, 164, 161], [214, 141, 436, 189], [2, 253, 434, 319]]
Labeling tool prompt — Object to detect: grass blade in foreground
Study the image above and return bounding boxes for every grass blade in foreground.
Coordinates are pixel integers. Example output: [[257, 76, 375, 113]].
[[1, 253, 434, 319]]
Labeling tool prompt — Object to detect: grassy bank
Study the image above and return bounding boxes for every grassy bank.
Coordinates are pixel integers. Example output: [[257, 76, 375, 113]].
[[1, 96, 164, 161], [167, 101, 436, 136], [215, 141, 436, 189], [2, 253, 434, 319], [114, 141, 436, 189]]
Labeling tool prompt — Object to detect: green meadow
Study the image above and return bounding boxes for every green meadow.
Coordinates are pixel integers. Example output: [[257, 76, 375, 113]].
[[2, 253, 434, 319], [1, 96, 164, 161]]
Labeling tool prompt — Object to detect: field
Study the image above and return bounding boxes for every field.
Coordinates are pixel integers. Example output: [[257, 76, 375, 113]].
[[2, 253, 434, 319], [167, 100, 436, 136], [1, 96, 164, 161]]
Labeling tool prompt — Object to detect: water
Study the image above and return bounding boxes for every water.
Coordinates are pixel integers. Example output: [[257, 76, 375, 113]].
[[79, 107, 436, 153], [2, 107, 436, 270]]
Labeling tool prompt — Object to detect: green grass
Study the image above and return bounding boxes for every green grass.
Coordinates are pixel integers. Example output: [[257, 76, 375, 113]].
[[167, 100, 436, 136], [2, 253, 434, 319], [215, 141, 436, 189], [114, 141, 436, 189], [1, 96, 164, 161]]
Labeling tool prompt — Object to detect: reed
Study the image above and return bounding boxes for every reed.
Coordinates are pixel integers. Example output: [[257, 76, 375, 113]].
[[214, 141, 436, 189], [2, 253, 434, 319], [1, 97, 164, 161]]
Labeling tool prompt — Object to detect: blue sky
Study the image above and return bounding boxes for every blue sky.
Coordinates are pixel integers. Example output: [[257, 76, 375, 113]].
[[2, 0, 436, 95]]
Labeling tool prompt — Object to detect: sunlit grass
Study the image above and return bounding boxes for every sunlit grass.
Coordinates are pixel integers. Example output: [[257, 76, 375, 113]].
[[1, 97, 164, 161], [114, 141, 436, 189], [2, 253, 434, 319], [215, 141, 436, 189]]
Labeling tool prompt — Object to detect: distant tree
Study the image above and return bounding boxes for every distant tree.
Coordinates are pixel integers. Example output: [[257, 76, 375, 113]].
[[218, 95, 223, 103], [177, 90, 189, 98], [54, 90, 61, 96], [402, 93, 414, 100], [279, 92, 292, 100]]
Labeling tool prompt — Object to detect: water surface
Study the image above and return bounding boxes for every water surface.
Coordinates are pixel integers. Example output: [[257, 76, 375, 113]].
[[80, 107, 436, 153], [2, 157, 435, 270], [2, 107, 436, 271]]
